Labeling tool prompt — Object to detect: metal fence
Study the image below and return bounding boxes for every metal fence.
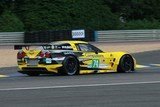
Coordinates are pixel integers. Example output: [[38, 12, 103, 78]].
[[95, 30, 160, 42], [0, 32, 24, 45], [0, 30, 160, 45]]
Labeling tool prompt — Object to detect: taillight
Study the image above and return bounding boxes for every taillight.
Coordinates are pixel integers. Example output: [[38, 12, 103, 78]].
[[45, 52, 51, 58], [17, 51, 26, 59], [40, 51, 45, 57], [39, 51, 51, 58]]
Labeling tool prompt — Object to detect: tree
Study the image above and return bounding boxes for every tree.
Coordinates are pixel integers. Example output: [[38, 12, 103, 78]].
[[1, 0, 160, 31], [0, 0, 15, 14], [104, 0, 160, 21], [14, 0, 120, 31], [0, 10, 24, 32]]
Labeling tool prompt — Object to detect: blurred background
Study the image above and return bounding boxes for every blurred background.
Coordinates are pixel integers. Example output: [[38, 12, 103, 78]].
[[1, 0, 160, 32]]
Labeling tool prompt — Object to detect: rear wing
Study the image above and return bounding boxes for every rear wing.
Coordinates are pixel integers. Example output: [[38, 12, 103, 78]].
[[14, 43, 74, 50], [14, 44, 52, 50]]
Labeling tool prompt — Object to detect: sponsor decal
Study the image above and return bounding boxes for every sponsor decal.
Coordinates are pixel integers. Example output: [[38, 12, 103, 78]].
[[63, 51, 74, 55], [52, 57, 65, 61], [86, 55, 104, 58]]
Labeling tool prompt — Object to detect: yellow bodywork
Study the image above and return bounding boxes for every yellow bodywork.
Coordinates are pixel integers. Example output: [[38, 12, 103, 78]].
[[17, 41, 136, 75], [78, 51, 129, 74]]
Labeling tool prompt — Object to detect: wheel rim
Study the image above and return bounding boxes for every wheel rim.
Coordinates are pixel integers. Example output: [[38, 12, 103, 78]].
[[123, 56, 133, 71], [65, 57, 78, 75]]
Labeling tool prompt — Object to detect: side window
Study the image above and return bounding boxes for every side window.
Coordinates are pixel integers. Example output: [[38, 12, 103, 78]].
[[89, 44, 103, 52], [76, 43, 103, 52], [77, 44, 94, 52]]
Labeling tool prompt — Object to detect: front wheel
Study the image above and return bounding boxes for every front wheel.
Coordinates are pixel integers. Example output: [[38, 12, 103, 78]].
[[117, 54, 134, 73], [61, 56, 79, 76]]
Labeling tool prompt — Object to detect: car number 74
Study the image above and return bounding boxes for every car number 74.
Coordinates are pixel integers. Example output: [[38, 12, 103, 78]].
[[91, 59, 100, 68]]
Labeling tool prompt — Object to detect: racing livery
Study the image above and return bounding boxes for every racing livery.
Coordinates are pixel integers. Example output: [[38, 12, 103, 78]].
[[16, 41, 136, 76]]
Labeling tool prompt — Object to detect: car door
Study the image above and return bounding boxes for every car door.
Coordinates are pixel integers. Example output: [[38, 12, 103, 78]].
[[76, 43, 107, 70]]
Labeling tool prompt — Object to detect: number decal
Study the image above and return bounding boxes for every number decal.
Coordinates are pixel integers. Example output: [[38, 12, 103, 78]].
[[92, 59, 99, 68]]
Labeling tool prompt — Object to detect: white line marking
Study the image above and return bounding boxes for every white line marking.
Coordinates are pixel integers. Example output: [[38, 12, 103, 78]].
[[136, 64, 150, 68], [0, 74, 8, 78], [150, 64, 160, 67], [1, 81, 160, 91]]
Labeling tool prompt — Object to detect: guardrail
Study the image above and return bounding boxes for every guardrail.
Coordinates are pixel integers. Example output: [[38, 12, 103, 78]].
[[0, 30, 160, 45], [95, 30, 160, 42], [0, 32, 24, 45]]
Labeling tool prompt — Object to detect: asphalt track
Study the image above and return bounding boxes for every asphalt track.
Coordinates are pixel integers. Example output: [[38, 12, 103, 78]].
[[0, 50, 160, 107]]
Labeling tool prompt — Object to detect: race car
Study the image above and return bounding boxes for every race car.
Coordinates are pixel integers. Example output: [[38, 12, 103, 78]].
[[16, 41, 136, 76]]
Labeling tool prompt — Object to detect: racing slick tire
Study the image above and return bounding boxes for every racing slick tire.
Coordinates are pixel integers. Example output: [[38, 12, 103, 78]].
[[117, 54, 134, 73], [60, 55, 79, 76]]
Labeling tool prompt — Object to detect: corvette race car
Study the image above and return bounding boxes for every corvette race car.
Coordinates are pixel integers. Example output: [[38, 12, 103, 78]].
[[16, 41, 136, 76]]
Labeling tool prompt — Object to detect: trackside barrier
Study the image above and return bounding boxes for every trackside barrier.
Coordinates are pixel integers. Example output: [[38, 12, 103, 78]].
[[0, 32, 24, 45], [1, 30, 160, 45], [95, 30, 160, 42], [24, 30, 94, 43]]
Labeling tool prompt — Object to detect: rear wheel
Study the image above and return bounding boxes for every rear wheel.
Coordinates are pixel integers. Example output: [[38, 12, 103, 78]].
[[60, 56, 79, 76], [117, 54, 134, 73]]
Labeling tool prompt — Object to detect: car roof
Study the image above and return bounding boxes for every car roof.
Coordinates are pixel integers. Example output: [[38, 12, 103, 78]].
[[50, 40, 88, 44]]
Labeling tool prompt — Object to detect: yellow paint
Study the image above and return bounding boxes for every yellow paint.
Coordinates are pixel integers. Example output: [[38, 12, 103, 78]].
[[24, 50, 41, 58], [80, 70, 95, 74], [17, 41, 136, 74], [79, 70, 116, 74], [98, 70, 116, 73], [19, 64, 62, 73]]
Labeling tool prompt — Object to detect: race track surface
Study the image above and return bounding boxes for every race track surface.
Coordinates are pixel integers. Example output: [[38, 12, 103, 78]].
[[0, 50, 160, 107]]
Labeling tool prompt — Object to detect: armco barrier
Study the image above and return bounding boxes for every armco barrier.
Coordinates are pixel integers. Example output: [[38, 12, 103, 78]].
[[24, 30, 72, 43], [95, 30, 160, 42], [24, 30, 94, 43], [1, 30, 160, 45], [0, 32, 24, 45]]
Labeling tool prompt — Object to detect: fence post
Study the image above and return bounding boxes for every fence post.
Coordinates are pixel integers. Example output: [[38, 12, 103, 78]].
[[94, 31, 98, 42]]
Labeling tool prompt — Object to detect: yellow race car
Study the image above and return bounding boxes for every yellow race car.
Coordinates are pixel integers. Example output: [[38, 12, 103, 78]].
[[16, 41, 136, 76]]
